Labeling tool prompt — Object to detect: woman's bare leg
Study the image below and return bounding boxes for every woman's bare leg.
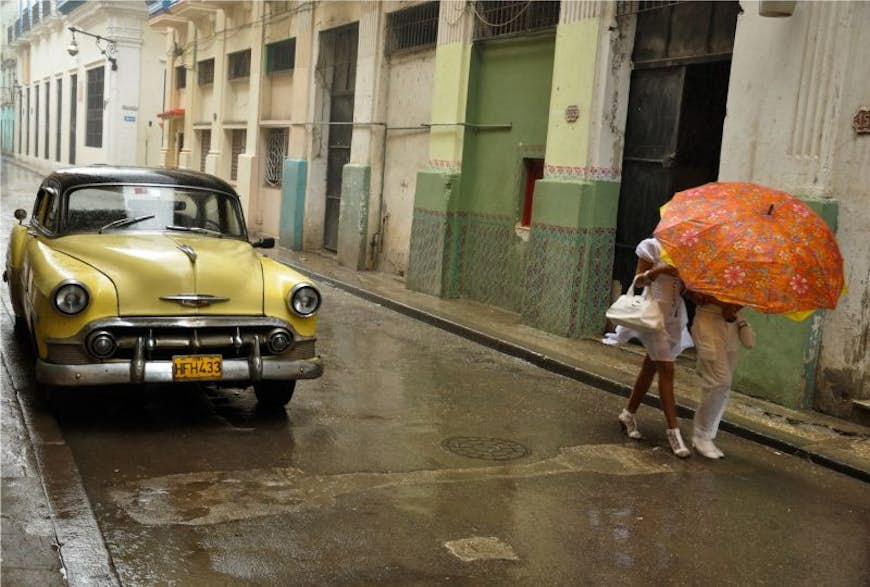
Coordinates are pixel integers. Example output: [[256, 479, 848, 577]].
[[627, 355, 657, 412], [655, 361, 678, 429]]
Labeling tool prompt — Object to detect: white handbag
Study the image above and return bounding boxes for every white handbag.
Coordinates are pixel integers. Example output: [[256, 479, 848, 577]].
[[605, 275, 665, 332]]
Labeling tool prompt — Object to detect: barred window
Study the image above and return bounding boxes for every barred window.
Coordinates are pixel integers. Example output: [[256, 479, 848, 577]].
[[472, 1, 560, 41], [386, 1, 439, 55], [176, 65, 187, 89], [265, 128, 288, 186], [266, 38, 296, 73], [199, 129, 211, 172], [198, 58, 214, 85], [267, 1, 291, 15], [230, 129, 246, 180], [85, 66, 105, 148], [228, 49, 251, 80]]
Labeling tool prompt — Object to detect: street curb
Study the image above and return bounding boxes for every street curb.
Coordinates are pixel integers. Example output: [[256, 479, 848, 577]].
[[280, 259, 870, 485]]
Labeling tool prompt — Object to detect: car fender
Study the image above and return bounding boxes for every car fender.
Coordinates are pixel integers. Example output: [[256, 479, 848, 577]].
[[26, 241, 118, 358], [5, 224, 30, 319], [260, 256, 318, 338]]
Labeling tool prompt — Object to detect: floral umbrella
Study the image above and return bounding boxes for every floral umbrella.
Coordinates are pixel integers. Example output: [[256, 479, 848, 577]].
[[653, 182, 844, 319]]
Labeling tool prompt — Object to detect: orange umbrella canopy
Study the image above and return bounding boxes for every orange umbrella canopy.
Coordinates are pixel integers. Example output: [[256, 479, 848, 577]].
[[653, 182, 844, 315]]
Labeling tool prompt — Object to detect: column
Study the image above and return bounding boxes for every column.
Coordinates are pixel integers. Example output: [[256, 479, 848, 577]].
[[405, 0, 473, 298], [522, 1, 621, 337], [205, 8, 227, 176], [335, 2, 385, 270], [236, 1, 265, 220], [279, 2, 314, 250]]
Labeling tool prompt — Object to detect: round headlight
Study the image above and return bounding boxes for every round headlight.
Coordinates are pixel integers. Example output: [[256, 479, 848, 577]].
[[52, 282, 90, 315], [288, 284, 321, 317]]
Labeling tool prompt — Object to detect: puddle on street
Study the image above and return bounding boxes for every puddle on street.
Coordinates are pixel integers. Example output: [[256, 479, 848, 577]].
[[111, 443, 673, 526]]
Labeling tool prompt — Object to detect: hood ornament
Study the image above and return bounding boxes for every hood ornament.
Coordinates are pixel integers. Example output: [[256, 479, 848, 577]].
[[160, 294, 230, 307], [177, 244, 197, 263]]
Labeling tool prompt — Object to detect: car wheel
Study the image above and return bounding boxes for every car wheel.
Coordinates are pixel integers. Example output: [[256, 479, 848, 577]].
[[253, 380, 296, 408]]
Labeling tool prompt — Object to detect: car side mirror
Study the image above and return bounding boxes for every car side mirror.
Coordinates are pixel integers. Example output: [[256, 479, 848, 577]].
[[252, 237, 275, 249], [14, 209, 27, 224]]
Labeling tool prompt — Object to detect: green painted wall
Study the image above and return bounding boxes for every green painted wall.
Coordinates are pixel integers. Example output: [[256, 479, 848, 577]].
[[407, 170, 462, 298], [523, 179, 620, 336], [461, 36, 554, 215], [279, 158, 307, 250], [733, 197, 839, 409], [456, 35, 555, 311]]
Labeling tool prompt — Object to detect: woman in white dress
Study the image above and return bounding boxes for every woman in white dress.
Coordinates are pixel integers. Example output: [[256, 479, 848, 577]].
[[605, 238, 693, 457]]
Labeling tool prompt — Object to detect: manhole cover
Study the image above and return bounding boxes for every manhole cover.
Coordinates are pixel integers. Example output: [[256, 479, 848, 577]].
[[441, 436, 530, 461]]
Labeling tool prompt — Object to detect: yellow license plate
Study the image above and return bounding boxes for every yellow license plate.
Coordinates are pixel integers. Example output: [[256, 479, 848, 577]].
[[172, 355, 223, 381]]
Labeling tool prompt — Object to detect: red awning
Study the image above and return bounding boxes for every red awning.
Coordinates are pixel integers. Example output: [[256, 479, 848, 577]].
[[156, 108, 185, 119]]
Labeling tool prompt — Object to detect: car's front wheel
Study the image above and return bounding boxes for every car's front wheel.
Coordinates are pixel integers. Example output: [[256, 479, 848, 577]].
[[254, 380, 296, 408]]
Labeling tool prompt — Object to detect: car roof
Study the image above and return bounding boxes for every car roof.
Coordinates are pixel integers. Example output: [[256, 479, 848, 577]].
[[44, 166, 239, 196]]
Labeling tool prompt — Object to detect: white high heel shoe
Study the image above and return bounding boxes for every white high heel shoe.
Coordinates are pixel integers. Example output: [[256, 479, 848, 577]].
[[618, 409, 642, 439], [692, 436, 723, 459], [667, 428, 690, 458]]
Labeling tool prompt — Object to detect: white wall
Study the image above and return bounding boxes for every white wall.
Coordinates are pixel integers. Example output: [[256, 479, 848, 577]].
[[15, 3, 163, 169], [381, 48, 435, 276], [719, 1, 870, 409]]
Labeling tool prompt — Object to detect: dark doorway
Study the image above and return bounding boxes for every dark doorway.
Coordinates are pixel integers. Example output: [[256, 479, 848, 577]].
[[612, 1, 739, 294], [322, 24, 358, 252]]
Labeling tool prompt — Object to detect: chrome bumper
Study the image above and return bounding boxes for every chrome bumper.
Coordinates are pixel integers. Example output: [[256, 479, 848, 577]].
[[36, 355, 323, 387]]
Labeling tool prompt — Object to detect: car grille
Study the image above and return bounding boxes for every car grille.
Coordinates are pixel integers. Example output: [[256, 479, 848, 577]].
[[45, 318, 316, 364]]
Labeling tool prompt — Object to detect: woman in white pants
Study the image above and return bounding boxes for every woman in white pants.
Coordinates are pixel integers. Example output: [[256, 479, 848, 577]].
[[688, 294, 754, 459]]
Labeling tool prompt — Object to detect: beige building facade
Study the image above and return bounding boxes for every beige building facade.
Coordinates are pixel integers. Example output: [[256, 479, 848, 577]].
[[150, 0, 435, 276]]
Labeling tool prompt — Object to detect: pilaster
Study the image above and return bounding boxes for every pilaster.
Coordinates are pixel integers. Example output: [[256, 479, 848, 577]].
[[523, 1, 621, 337], [406, 1, 473, 298]]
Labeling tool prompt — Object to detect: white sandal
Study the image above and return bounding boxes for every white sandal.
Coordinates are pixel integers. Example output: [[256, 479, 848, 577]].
[[618, 409, 642, 439], [667, 428, 690, 458]]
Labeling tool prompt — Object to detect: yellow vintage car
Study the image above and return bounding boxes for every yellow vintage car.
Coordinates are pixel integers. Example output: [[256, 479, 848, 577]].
[[4, 166, 323, 407]]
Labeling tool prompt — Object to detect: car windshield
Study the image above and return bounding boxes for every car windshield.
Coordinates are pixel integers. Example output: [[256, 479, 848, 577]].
[[62, 185, 246, 238]]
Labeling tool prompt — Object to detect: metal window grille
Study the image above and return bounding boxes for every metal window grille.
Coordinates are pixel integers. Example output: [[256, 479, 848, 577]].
[[386, 1, 439, 56], [32, 3, 41, 25], [42, 0, 51, 19], [23, 9, 31, 32], [230, 129, 246, 180], [265, 128, 288, 186], [7, 26, 12, 44], [268, 1, 291, 15], [176, 66, 187, 89], [617, 1, 683, 17], [85, 66, 104, 148], [198, 58, 214, 85], [472, 1, 560, 41], [199, 129, 211, 171], [55, 79, 62, 161], [228, 50, 251, 80], [266, 38, 296, 73]]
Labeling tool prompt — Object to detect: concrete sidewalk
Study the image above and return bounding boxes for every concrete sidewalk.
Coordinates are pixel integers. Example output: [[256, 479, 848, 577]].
[[270, 246, 870, 483]]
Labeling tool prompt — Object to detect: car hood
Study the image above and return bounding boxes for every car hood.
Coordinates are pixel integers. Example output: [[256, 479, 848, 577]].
[[52, 233, 264, 316]]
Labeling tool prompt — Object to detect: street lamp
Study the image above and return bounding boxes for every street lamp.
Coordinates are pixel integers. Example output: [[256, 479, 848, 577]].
[[67, 27, 118, 71]]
